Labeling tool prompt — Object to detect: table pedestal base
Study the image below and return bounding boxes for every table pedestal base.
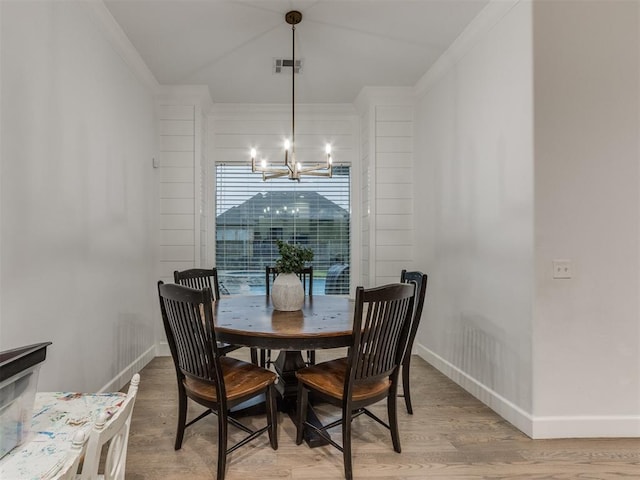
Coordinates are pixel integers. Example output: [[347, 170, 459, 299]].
[[273, 350, 331, 448]]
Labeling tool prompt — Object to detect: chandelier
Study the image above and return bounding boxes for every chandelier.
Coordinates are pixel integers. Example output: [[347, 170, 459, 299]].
[[251, 10, 332, 181]]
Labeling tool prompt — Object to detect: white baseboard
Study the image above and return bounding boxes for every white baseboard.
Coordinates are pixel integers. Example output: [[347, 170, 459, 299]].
[[156, 341, 171, 357], [415, 343, 534, 437], [531, 415, 640, 439], [99, 345, 156, 393], [415, 343, 640, 439], [110, 340, 640, 438]]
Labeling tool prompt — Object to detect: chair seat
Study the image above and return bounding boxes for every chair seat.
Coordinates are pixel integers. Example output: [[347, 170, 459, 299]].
[[184, 356, 277, 403], [296, 357, 390, 402]]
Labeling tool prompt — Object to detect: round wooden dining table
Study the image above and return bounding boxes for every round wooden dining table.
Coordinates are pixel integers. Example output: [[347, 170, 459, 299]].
[[213, 294, 354, 447], [214, 294, 354, 349]]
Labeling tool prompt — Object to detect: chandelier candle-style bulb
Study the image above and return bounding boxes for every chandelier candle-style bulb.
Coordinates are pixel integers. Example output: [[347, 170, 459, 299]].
[[325, 144, 332, 166], [250, 148, 257, 171], [284, 139, 291, 167]]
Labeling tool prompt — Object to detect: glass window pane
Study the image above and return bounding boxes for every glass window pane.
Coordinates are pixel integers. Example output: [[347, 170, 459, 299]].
[[215, 164, 350, 295]]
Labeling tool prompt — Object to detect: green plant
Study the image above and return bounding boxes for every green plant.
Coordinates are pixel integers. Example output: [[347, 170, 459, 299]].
[[275, 240, 314, 273]]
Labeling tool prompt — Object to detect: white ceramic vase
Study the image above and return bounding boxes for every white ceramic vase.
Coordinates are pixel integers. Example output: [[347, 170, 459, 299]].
[[271, 272, 304, 311]]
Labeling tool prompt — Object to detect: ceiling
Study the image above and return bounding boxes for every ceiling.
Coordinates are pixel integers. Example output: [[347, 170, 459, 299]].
[[104, 0, 489, 104]]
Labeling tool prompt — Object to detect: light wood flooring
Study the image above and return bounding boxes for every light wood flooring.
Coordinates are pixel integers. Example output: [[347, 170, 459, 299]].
[[124, 350, 639, 479]]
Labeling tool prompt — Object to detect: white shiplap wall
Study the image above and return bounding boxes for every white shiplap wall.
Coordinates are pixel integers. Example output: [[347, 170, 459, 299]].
[[207, 105, 359, 288], [374, 105, 414, 285], [158, 104, 196, 283], [199, 114, 208, 267], [360, 108, 371, 287]]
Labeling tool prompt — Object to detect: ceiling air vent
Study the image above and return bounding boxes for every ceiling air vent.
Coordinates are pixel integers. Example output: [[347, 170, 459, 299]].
[[273, 58, 303, 74]]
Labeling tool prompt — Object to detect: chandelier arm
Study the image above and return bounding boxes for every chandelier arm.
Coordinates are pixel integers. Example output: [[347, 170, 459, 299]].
[[262, 170, 290, 180], [297, 163, 331, 173], [256, 165, 287, 174], [297, 169, 333, 177]]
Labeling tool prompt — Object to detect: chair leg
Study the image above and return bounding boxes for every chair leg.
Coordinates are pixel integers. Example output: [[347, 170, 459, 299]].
[[260, 349, 268, 368], [250, 348, 258, 365], [266, 385, 278, 450], [388, 383, 401, 453], [342, 408, 353, 480], [217, 407, 228, 480], [307, 350, 316, 365], [402, 358, 413, 414], [175, 387, 187, 450], [295, 385, 308, 445]]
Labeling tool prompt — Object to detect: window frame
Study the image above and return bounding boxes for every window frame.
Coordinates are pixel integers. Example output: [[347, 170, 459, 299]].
[[211, 163, 356, 296], [204, 109, 361, 297]]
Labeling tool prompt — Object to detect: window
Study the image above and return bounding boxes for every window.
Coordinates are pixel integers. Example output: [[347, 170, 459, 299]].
[[215, 164, 350, 295]]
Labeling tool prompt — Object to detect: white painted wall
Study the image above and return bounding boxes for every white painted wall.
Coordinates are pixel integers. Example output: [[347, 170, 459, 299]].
[[532, 0, 640, 438], [413, 1, 534, 433], [413, 0, 640, 438], [0, 1, 158, 392]]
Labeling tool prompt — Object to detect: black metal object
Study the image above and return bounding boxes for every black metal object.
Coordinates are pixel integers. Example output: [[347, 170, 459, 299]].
[[285, 10, 302, 25], [285, 10, 302, 177]]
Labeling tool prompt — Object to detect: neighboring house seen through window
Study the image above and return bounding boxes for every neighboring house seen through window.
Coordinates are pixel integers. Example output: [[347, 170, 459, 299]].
[[215, 164, 350, 295]]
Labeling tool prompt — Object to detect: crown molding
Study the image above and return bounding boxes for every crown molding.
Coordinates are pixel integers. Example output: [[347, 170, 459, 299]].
[[156, 85, 214, 112], [86, 1, 159, 93], [415, 0, 521, 98], [210, 103, 356, 117], [353, 87, 416, 113]]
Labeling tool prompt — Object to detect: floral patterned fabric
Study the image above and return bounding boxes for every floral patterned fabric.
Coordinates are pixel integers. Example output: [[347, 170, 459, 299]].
[[0, 391, 126, 480]]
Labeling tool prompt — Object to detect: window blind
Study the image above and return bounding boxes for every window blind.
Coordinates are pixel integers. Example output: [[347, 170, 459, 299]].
[[215, 164, 350, 295]]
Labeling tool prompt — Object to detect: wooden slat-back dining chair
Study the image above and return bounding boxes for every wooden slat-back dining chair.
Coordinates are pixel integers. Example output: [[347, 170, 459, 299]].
[[295, 283, 416, 480], [174, 267, 221, 297], [174, 268, 258, 364], [158, 282, 278, 480], [265, 266, 313, 296], [399, 270, 428, 414], [263, 265, 315, 367]]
